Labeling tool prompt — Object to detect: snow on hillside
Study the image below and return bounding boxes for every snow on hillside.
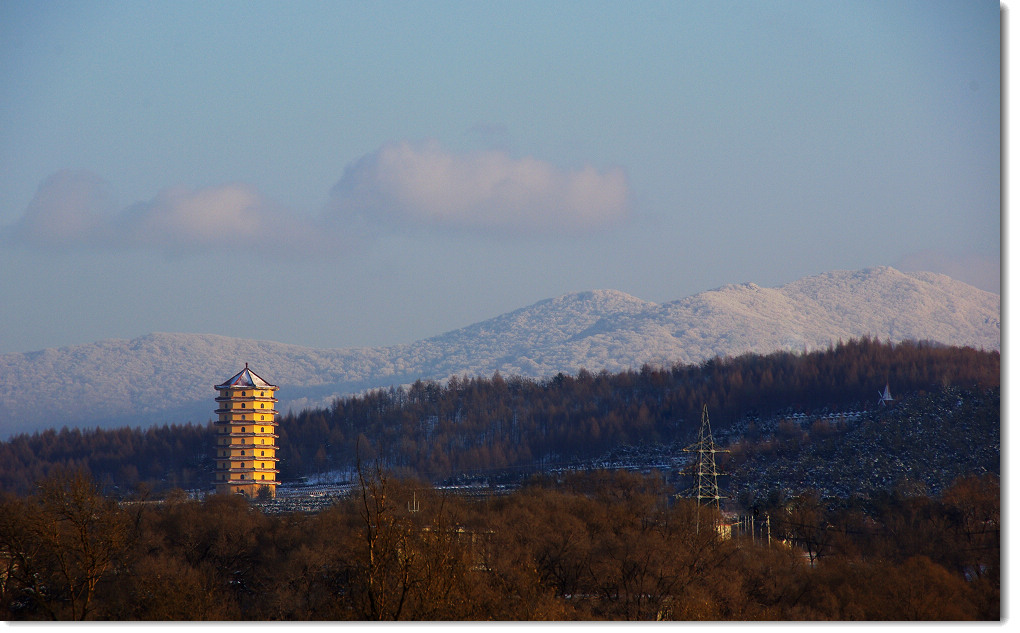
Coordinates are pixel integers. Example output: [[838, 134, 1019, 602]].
[[0, 267, 1000, 438]]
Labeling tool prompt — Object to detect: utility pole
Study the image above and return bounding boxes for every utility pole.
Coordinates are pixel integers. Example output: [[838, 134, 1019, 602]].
[[682, 404, 729, 534]]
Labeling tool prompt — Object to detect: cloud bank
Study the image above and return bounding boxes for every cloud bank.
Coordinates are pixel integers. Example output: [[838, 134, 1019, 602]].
[[326, 140, 631, 235], [117, 183, 327, 255], [6, 170, 119, 247], [5, 170, 326, 256], [4, 143, 632, 256]]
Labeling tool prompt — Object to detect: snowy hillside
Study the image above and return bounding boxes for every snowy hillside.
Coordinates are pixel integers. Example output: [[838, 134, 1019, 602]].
[[0, 267, 1000, 438]]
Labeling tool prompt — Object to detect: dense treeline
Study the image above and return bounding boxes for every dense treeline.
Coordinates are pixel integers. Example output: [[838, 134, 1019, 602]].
[[0, 423, 210, 496], [0, 337, 1000, 495], [0, 468, 999, 620], [275, 337, 999, 482]]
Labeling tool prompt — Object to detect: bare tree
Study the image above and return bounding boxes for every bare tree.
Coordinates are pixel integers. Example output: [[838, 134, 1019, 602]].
[[0, 469, 128, 620]]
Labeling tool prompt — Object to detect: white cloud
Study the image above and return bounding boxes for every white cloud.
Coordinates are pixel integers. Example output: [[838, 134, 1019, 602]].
[[6, 170, 118, 247], [4, 171, 329, 256], [124, 184, 268, 245], [5, 143, 631, 256], [326, 140, 631, 235], [120, 183, 324, 254]]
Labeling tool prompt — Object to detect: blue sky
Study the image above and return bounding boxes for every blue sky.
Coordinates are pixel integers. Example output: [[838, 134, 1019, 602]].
[[0, 0, 1001, 354]]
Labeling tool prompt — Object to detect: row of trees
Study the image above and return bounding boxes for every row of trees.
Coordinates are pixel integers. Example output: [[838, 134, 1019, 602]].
[[0, 423, 209, 497], [0, 337, 1000, 495], [0, 468, 999, 620], [276, 337, 999, 482]]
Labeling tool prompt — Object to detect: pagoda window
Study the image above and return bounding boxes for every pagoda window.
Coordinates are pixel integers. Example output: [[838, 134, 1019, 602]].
[[261, 451, 265, 456], [241, 403, 246, 408], [241, 451, 245, 455], [241, 474, 245, 480], [261, 475, 265, 480], [260, 403, 265, 408], [260, 415, 264, 420], [242, 428, 245, 433], [242, 392, 246, 397]]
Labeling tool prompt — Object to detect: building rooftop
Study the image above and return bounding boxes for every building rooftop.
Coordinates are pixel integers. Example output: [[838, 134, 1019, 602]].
[[216, 363, 276, 390]]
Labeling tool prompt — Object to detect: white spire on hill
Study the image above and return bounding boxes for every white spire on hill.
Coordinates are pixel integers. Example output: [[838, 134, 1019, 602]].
[[878, 383, 894, 406]]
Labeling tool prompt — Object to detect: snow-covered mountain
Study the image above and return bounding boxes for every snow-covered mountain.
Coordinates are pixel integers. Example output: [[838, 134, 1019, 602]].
[[0, 267, 1000, 438]]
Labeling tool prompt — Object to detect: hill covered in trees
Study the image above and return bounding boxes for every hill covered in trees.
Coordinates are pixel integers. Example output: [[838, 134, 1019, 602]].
[[0, 337, 1000, 500], [0, 337, 1002, 620]]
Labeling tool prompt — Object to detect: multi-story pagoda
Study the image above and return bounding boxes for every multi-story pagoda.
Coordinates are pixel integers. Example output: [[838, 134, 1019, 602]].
[[214, 364, 279, 498]]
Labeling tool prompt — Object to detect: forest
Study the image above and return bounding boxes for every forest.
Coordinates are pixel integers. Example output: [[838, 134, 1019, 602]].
[[0, 467, 999, 620], [0, 337, 1000, 497], [0, 336, 1001, 620]]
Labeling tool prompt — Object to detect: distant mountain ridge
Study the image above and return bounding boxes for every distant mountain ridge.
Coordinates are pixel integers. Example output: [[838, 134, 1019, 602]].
[[0, 267, 1000, 438]]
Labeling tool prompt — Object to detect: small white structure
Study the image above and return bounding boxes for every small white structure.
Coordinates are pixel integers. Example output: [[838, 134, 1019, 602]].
[[878, 383, 894, 406]]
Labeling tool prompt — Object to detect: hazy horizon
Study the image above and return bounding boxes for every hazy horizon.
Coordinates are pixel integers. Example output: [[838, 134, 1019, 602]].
[[0, 264, 1001, 355]]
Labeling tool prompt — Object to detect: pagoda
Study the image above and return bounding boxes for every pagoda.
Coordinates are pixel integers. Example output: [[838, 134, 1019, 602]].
[[214, 364, 280, 497]]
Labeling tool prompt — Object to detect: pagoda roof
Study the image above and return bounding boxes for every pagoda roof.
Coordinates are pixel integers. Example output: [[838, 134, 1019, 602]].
[[216, 363, 276, 390]]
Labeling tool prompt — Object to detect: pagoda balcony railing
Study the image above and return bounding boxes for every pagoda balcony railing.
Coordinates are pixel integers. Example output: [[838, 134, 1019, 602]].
[[215, 426, 277, 433], [225, 460, 281, 470], [215, 446, 279, 453], [214, 445, 280, 452], [214, 436, 281, 443], [215, 396, 279, 403]]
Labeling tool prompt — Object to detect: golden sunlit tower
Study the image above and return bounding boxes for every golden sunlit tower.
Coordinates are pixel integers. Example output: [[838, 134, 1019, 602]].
[[214, 364, 280, 498]]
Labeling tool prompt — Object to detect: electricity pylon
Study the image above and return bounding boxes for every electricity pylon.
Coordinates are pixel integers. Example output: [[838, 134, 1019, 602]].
[[682, 404, 728, 533]]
